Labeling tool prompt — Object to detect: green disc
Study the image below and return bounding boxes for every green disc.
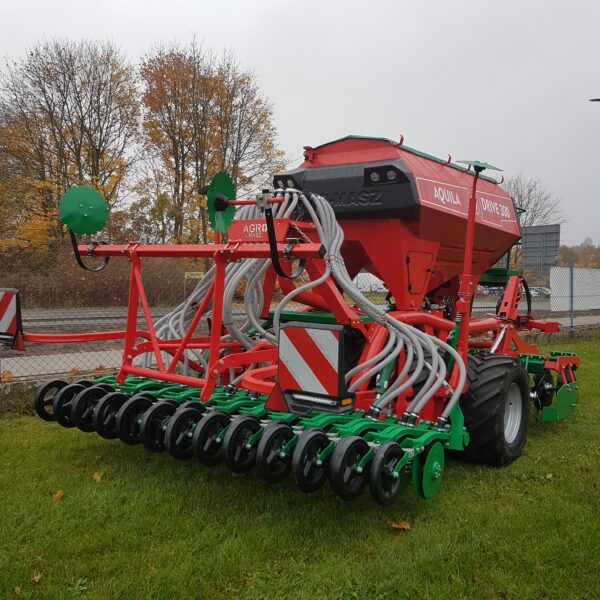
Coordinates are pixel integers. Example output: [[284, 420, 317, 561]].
[[207, 172, 236, 234], [59, 186, 109, 235], [420, 442, 445, 500]]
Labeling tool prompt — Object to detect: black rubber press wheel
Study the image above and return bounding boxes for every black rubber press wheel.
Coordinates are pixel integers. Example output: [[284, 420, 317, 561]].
[[329, 436, 370, 502], [165, 407, 204, 460], [292, 428, 331, 493], [369, 441, 406, 506], [33, 380, 68, 422], [192, 411, 231, 466], [93, 392, 129, 440], [256, 422, 294, 483], [53, 383, 87, 428], [115, 394, 154, 445], [139, 400, 177, 452], [72, 385, 112, 432], [222, 415, 261, 474]]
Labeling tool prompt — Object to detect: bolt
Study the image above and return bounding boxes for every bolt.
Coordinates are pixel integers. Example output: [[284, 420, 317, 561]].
[[316, 459, 323, 466], [279, 451, 286, 458], [392, 471, 400, 479], [356, 466, 363, 474], [245, 443, 252, 450]]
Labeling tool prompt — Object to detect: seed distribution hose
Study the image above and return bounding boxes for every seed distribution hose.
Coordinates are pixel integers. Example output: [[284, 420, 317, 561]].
[[149, 189, 466, 424]]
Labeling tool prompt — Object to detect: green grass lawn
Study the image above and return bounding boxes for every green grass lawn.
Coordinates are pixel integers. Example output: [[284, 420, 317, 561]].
[[1, 338, 599, 599]]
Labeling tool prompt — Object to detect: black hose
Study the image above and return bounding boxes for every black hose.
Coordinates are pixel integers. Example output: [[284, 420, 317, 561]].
[[69, 230, 110, 273], [264, 205, 305, 280]]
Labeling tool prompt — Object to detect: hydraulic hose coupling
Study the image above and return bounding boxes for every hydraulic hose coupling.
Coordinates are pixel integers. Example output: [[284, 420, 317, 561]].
[[225, 384, 236, 396], [436, 415, 449, 430], [367, 405, 384, 420], [406, 413, 419, 426]]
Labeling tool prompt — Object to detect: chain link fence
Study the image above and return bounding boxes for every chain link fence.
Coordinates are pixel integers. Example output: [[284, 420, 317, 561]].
[[353, 265, 600, 327], [1, 250, 600, 381]]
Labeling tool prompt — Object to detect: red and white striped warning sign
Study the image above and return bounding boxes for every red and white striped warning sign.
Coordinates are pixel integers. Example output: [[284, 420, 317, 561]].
[[0, 289, 22, 349], [278, 324, 342, 396]]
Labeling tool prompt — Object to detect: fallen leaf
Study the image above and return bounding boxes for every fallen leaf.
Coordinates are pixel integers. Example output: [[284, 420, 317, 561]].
[[32, 572, 43, 584], [52, 489, 64, 501], [390, 521, 411, 531], [68, 367, 80, 376], [0, 370, 12, 382], [14, 586, 21, 594], [93, 471, 103, 483], [83, 533, 90, 540]]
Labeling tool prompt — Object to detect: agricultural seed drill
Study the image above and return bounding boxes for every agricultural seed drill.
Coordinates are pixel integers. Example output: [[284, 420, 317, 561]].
[[2, 135, 580, 504]]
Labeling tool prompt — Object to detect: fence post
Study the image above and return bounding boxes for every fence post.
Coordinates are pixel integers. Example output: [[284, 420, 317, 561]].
[[569, 258, 574, 330]]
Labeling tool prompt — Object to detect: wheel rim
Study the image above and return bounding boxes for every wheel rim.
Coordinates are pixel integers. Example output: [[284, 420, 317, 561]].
[[117, 397, 152, 444], [371, 442, 404, 505], [330, 437, 369, 501], [193, 412, 230, 465], [34, 380, 68, 421], [167, 409, 202, 459], [258, 425, 293, 482], [72, 386, 107, 431], [294, 430, 329, 492], [53, 384, 85, 428], [94, 393, 128, 439], [504, 382, 522, 444], [141, 403, 175, 451], [224, 417, 260, 473], [342, 449, 363, 492]]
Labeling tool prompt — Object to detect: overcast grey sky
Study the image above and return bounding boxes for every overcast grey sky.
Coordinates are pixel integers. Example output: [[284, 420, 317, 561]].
[[1, 0, 598, 245]]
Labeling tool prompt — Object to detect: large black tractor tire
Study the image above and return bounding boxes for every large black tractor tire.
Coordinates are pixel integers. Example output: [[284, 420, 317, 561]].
[[460, 354, 530, 467]]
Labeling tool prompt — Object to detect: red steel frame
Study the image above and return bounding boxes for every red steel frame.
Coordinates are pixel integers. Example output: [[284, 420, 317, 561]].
[[50, 231, 373, 402], [19, 181, 574, 418]]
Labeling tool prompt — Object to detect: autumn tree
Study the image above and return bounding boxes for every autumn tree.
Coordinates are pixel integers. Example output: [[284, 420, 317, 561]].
[[139, 43, 284, 244], [0, 40, 139, 256], [505, 173, 565, 228]]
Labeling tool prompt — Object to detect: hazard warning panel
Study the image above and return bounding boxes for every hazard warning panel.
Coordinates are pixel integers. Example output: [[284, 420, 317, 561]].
[[278, 322, 352, 415], [0, 289, 23, 350]]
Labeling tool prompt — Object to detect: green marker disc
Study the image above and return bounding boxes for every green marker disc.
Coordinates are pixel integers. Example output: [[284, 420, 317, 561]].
[[420, 442, 445, 499], [59, 186, 109, 235], [207, 172, 236, 234]]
